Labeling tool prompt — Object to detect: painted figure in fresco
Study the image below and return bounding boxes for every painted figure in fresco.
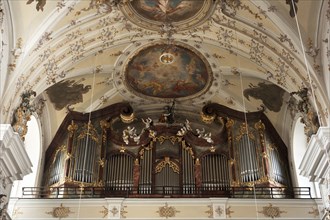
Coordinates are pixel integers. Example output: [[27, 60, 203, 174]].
[[46, 80, 91, 110], [126, 44, 210, 99], [243, 82, 285, 112], [286, 0, 299, 17], [137, 0, 193, 20]]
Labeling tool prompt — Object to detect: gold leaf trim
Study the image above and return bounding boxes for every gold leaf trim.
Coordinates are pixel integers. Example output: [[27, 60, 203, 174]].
[[157, 203, 180, 219], [46, 203, 74, 218], [258, 203, 286, 219], [100, 206, 108, 218]]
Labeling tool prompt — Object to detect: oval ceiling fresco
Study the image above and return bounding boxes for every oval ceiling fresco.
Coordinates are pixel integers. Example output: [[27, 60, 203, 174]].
[[124, 43, 212, 100], [120, 0, 216, 31]]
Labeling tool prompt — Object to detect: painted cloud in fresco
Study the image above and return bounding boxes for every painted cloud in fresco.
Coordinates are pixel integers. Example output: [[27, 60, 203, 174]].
[[131, 0, 203, 22], [46, 79, 91, 110], [243, 82, 286, 112], [125, 44, 211, 99]]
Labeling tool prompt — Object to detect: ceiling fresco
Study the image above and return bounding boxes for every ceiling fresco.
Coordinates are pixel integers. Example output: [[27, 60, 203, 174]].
[[120, 0, 216, 30], [0, 0, 329, 148], [46, 80, 91, 110], [243, 82, 286, 112], [125, 43, 212, 99], [131, 0, 203, 22]]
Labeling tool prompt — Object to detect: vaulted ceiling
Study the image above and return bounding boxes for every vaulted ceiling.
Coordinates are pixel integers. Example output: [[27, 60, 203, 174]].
[[0, 0, 329, 148]]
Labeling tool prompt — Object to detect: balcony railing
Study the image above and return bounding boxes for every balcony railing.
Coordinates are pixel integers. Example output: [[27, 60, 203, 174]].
[[21, 186, 312, 199]]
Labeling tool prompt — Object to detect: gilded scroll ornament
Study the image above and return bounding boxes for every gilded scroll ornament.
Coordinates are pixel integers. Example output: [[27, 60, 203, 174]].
[[78, 121, 99, 143], [65, 152, 73, 160], [201, 111, 215, 123], [209, 145, 216, 152], [206, 205, 224, 218], [98, 158, 105, 167], [255, 120, 265, 130], [52, 145, 66, 164], [182, 142, 194, 158], [100, 206, 108, 218], [95, 180, 104, 187], [46, 203, 74, 218], [110, 207, 119, 217], [229, 158, 236, 165], [157, 203, 180, 219], [258, 204, 286, 219], [155, 157, 180, 174], [120, 146, 126, 153], [307, 207, 319, 218], [100, 120, 110, 143], [120, 112, 135, 123], [11, 90, 36, 140], [262, 151, 269, 158], [67, 120, 78, 135], [236, 123, 255, 140], [205, 205, 213, 218], [225, 118, 234, 129], [289, 88, 320, 140], [226, 206, 234, 218], [156, 135, 180, 145], [121, 206, 128, 218]]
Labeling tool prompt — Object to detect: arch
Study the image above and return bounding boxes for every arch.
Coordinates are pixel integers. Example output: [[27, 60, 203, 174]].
[[10, 114, 42, 198], [291, 117, 320, 197]]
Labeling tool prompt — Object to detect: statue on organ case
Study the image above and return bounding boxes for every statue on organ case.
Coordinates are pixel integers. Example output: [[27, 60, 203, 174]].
[[159, 100, 175, 124]]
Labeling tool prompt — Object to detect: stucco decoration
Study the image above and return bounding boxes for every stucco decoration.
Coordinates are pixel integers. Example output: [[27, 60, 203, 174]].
[[124, 42, 212, 100], [11, 90, 36, 140], [120, 0, 216, 31], [46, 80, 91, 110], [258, 203, 286, 219], [157, 203, 180, 218], [289, 88, 320, 139], [243, 82, 286, 112], [46, 204, 74, 218]]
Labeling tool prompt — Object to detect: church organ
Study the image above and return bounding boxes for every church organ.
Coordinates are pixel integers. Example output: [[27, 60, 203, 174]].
[[42, 102, 292, 197]]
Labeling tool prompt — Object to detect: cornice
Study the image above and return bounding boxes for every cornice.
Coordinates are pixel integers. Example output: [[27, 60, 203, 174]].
[[0, 124, 32, 184], [299, 126, 330, 183]]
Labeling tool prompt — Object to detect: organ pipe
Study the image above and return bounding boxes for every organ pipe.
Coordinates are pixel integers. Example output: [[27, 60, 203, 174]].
[[255, 121, 269, 180], [44, 107, 292, 195], [181, 142, 195, 194], [201, 154, 230, 191], [105, 154, 134, 191], [139, 145, 153, 194], [68, 122, 100, 184], [155, 158, 180, 194], [48, 146, 66, 186], [268, 146, 287, 186], [237, 133, 261, 183], [226, 118, 238, 186]]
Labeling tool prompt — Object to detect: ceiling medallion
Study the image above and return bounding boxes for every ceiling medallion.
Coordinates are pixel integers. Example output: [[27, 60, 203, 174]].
[[123, 42, 213, 100], [159, 53, 175, 64], [119, 0, 217, 31]]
